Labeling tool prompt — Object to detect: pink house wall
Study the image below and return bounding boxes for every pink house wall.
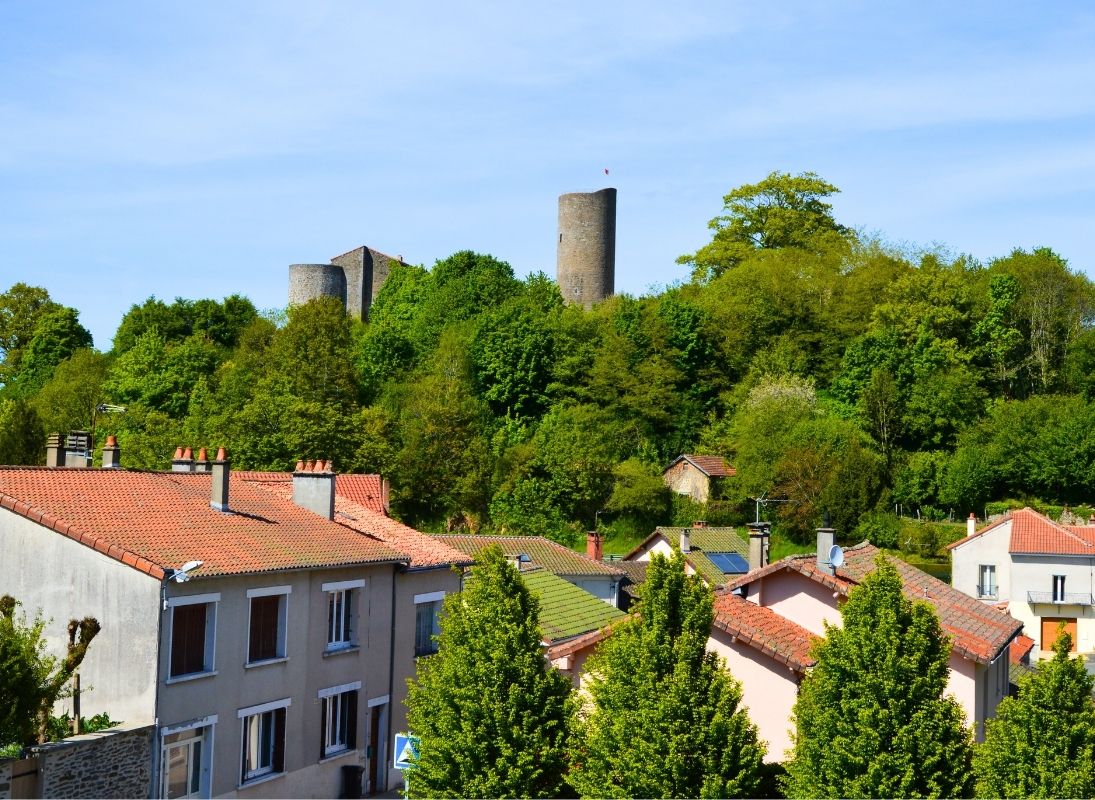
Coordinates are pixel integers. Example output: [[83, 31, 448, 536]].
[[758, 571, 841, 636], [707, 628, 801, 763]]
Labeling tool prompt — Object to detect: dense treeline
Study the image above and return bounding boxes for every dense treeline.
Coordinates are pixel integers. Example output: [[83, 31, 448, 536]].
[[1, 172, 1093, 544]]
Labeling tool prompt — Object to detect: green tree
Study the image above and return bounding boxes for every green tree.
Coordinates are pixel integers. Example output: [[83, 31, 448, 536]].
[[785, 556, 973, 798], [31, 349, 111, 435], [974, 629, 1095, 798], [571, 550, 765, 799], [0, 283, 60, 383], [13, 307, 93, 393], [0, 596, 100, 748], [680, 171, 852, 282], [404, 546, 574, 798], [0, 398, 45, 465]]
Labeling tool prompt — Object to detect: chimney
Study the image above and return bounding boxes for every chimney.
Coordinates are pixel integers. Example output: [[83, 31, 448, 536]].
[[64, 431, 92, 467], [747, 522, 767, 571], [680, 530, 691, 554], [586, 531, 604, 561], [381, 477, 391, 515], [46, 433, 64, 467], [172, 447, 194, 473], [692, 520, 708, 528], [210, 447, 229, 512], [816, 524, 836, 576], [967, 512, 977, 537], [292, 459, 335, 520], [194, 447, 211, 473], [762, 523, 771, 567], [101, 435, 121, 469]]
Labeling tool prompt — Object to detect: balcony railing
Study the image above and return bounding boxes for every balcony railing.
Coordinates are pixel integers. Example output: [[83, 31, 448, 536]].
[[1027, 591, 1095, 606], [977, 584, 998, 600]]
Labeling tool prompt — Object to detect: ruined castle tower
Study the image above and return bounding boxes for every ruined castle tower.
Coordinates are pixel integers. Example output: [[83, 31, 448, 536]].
[[288, 247, 400, 321], [556, 187, 616, 309]]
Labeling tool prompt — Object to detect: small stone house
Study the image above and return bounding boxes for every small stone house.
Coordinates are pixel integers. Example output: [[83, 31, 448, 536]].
[[662, 454, 736, 504]]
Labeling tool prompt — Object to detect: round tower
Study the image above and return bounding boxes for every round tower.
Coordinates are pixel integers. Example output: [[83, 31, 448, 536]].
[[557, 187, 616, 309], [288, 263, 347, 309]]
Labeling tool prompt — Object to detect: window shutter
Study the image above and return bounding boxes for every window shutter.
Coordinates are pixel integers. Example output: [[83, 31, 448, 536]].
[[320, 697, 328, 761], [273, 707, 286, 773], [347, 692, 359, 750]]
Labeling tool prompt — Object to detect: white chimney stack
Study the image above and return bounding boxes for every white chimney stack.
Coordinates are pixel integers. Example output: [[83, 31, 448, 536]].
[[967, 513, 977, 537], [292, 460, 336, 520], [680, 530, 691, 554]]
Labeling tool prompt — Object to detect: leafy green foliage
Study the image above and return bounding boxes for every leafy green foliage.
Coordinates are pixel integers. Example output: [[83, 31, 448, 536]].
[[404, 546, 574, 798], [974, 629, 1095, 798], [571, 550, 765, 799], [785, 556, 973, 798], [0, 398, 45, 465], [680, 171, 852, 282]]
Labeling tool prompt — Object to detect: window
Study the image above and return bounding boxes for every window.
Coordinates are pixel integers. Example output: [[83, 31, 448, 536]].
[[322, 579, 364, 651], [238, 699, 289, 784], [978, 565, 997, 599], [414, 591, 445, 657], [247, 586, 290, 664], [319, 682, 360, 758], [1053, 575, 1066, 603], [168, 594, 219, 679], [161, 718, 216, 799]]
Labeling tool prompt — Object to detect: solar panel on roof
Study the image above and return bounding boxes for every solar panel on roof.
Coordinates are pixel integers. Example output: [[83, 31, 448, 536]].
[[708, 552, 749, 574]]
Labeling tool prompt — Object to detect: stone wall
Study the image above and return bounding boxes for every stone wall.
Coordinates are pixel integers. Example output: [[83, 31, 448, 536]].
[[31, 724, 153, 799], [557, 187, 616, 309]]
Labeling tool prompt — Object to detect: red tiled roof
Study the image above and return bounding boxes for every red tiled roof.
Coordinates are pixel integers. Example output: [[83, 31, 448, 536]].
[[1010, 634, 1035, 664], [947, 507, 1095, 556], [435, 535, 623, 577], [240, 476, 470, 570], [671, 454, 736, 478], [713, 593, 818, 672], [729, 543, 1022, 664], [0, 468, 407, 579]]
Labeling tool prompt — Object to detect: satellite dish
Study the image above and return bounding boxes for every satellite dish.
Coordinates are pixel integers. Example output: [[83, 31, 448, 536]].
[[828, 544, 845, 569]]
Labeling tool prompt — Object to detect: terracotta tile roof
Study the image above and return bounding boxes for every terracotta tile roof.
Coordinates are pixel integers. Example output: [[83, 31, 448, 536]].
[[713, 593, 819, 672], [667, 454, 736, 478], [0, 468, 407, 580], [1009, 634, 1035, 664], [546, 624, 619, 660], [519, 567, 626, 644], [947, 507, 1095, 556], [239, 476, 470, 570], [729, 543, 1022, 664], [435, 535, 623, 578]]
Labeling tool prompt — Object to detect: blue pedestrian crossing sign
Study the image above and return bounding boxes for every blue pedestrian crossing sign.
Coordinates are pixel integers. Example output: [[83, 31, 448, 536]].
[[393, 733, 420, 770]]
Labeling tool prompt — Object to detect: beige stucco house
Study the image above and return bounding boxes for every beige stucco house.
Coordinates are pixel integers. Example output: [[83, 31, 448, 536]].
[[949, 507, 1095, 658], [0, 450, 468, 799], [710, 536, 1023, 760]]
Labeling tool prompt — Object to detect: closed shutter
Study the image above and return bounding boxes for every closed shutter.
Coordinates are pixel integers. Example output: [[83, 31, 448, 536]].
[[250, 596, 280, 661], [1041, 617, 1078, 651], [171, 604, 206, 676]]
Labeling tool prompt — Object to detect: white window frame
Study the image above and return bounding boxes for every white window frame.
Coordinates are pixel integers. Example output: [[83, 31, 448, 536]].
[[322, 580, 364, 651], [978, 564, 997, 599], [319, 681, 361, 758], [160, 715, 217, 800], [238, 698, 290, 785], [166, 593, 220, 681], [1053, 574, 1066, 603], [246, 586, 291, 665], [414, 591, 445, 657]]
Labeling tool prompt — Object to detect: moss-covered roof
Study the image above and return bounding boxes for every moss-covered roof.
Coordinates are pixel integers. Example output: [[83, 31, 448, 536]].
[[435, 535, 622, 577], [520, 567, 626, 644]]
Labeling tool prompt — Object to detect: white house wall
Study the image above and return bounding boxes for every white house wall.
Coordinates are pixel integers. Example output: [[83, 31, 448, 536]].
[[1008, 554, 1095, 654], [0, 509, 161, 725], [950, 522, 1012, 604]]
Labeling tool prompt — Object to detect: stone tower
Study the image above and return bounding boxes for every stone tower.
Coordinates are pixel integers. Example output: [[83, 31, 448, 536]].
[[288, 247, 401, 321], [556, 187, 616, 309]]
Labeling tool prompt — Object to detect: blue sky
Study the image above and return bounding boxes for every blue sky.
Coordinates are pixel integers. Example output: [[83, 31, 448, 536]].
[[3, 2, 1095, 348]]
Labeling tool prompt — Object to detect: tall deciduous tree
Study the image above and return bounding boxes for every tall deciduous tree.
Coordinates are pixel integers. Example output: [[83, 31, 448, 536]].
[[785, 555, 973, 798], [404, 546, 574, 798], [680, 171, 851, 282], [974, 629, 1095, 798], [571, 550, 765, 799]]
